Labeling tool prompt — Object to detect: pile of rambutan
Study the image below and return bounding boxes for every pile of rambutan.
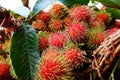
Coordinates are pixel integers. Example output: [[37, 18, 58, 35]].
[[31, 3, 120, 80], [1, 1, 120, 80]]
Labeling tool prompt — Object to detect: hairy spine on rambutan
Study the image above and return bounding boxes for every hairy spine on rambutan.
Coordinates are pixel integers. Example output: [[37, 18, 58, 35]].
[[0, 44, 2, 50], [67, 22, 87, 43], [38, 31, 49, 52], [37, 11, 50, 21], [106, 26, 120, 36], [49, 32, 67, 48], [32, 20, 46, 31], [69, 5, 93, 23], [90, 19, 106, 29], [0, 63, 10, 76], [64, 48, 83, 68], [115, 19, 120, 27], [86, 28, 106, 49], [96, 10, 112, 24], [49, 3, 68, 19], [49, 19, 63, 32], [63, 16, 73, 26], [39, 49, 73, 80]]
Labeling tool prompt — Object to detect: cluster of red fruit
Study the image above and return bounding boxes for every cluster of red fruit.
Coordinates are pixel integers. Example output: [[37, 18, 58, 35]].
[[31, 3, 120, 80], [0, 56, 10, 80]]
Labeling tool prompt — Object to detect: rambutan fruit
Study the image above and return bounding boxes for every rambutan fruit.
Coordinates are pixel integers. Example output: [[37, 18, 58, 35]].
[[49, 3, 68, 19], [69, 5, 93, 23], [106, 27, 120, 36], [38, 37, 49, 52], [67, 22, 87, 43], [87, 28, 106, 49], [37, 11, 50, 21], [64, 48, 83, 67], [90, 19, 106, 29], [0, 63, 10, 76], [96, 10, 111, 24], [32, 20, 46, 31], [115, 19, 120, 27], [49, 19, 63, 32], [49, 33, 67, 48], [63, 16, 73, 26], [38, 31, 49, 52], [39, 49, 73, 80], [0, 44, 2, 50]]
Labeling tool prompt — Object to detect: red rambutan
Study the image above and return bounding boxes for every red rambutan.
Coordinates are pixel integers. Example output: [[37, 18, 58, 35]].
[[38, 31, 49, 52], [38, 37, 49, 52], [0, 63, 10, 76], [32, 20, 46, 31], [90, 19, 106, 29], [115, 19, 120, 27], [49, 4, 67, 18], [67, 22, 87, 43], [106, 27, 120, 36], [69, 5, 93, 22], [63, 16, 73, 26], [39, 49, 73, 80], [96, 10, 111, 23], [37, 11, 50, 21], [49, 19, 63, 31], [64, 48, 83, 67], [87, 28, 106, 48], [0, 44, 2, 50], [49, 33, 67, 48]]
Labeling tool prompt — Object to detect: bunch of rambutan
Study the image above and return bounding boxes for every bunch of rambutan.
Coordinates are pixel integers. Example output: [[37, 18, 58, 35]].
[[30, 3, 117, 80]]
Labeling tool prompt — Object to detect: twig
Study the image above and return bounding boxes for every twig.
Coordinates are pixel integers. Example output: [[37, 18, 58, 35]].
[[0, 18, 6, 27], [109, 59, 120, 80]]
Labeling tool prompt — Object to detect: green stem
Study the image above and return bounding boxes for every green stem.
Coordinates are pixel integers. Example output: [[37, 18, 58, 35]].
[[109, 59, 120, 80]]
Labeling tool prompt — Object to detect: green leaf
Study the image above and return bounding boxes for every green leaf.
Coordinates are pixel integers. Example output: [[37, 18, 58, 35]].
[[10, 22, 40, 80], [59, 0, 89, 7], [32, 0, 53, 15], [32, 0, 89, 16], [93, 0, 120, 8], [106, 7, 120, 19]]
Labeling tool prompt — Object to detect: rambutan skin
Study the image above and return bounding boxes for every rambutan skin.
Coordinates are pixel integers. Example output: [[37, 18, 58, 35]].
[[63, 16, 72, 26], [106, 27, 120, 36], [49, 4, 68, 18], [87, 28, 106, 47], [67, 22, 87, 43], [49, 33, 67, 48], [115, 20, 120, 27], [0, 63, 10, 76], [37, 11, 50, 21], [69, 5, 92, 22], [96, 10, 111, 23], [49, 19, 63, 31], [39, 49, 72, 80], [51, 4, 63, 15], [38, 37, 49, 52], [64, 48, 83, 67], [96, 13, 108, 23], [0, 44, 2, 50], [90, 19, 105, 29], [32, 20, 46, 31], [90, 33, 105, 45]]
